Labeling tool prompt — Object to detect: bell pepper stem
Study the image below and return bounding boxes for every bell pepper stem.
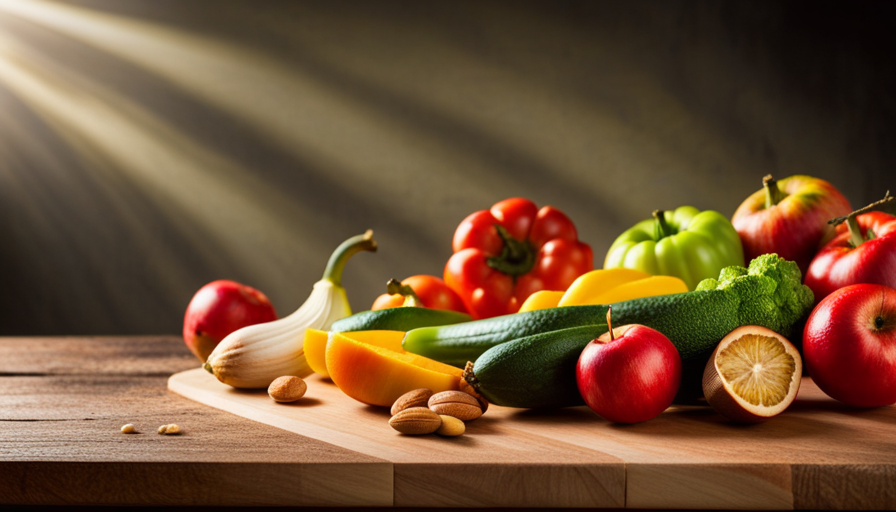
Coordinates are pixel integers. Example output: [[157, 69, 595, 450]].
[[322, 230, 378, 286], [486, 225, 536, 277], [385, 278, 424, 307], [653, 210, 673, 240], [763, 174, 786, 209], [828, 191, 893, 248]]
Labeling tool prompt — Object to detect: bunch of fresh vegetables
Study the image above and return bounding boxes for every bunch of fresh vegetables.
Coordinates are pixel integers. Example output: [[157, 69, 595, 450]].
[[182, 175, 896, 426]]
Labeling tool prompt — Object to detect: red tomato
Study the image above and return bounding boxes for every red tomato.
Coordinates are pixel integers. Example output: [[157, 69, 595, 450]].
[[371, 275, 468, 313]]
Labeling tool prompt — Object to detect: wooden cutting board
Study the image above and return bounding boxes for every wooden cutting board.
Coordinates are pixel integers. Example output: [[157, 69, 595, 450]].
[[169, 368, 896, 510]]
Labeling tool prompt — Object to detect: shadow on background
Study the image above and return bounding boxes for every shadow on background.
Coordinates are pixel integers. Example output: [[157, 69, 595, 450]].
[[0, 0, 893, 335]]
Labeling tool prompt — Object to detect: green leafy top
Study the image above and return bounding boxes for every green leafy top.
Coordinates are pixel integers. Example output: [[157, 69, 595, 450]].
[[695, 253, 814, 336]]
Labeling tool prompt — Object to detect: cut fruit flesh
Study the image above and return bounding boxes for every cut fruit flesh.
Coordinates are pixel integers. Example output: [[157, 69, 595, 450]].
[[326, 332, 463, 407], [703, 325, 802, 423], [304, 329, 405, 378]]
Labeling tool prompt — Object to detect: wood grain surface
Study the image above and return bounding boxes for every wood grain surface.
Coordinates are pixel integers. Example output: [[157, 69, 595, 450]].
[[168, 368, 624, 508], [170, 366, 896, 510], [0, 337, 391, 507], [3, 336, 896, 509]]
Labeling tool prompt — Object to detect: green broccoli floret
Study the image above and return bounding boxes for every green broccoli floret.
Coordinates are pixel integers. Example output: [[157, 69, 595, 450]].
[[694, 253, 814, 336]]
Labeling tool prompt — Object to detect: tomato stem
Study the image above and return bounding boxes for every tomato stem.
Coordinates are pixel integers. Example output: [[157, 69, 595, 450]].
[[763, 174, 786, 209], [385, 279, 424, 307]]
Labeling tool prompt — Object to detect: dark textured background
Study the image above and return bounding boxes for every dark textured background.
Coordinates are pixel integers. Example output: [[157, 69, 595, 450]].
[[0, 0, 893, 335]]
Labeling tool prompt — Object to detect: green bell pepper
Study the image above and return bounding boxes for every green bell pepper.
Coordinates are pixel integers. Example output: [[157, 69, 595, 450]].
[[604, 206, 744, 290]]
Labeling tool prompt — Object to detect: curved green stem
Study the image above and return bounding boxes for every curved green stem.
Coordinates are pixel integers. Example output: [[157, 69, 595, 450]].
[[653, 210, 674, 240], [322, 230, 377, 286], [763, 174, 786, 209]]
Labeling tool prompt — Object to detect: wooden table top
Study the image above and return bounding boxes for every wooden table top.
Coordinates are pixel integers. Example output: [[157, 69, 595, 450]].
[[2, 336, 895, 510]]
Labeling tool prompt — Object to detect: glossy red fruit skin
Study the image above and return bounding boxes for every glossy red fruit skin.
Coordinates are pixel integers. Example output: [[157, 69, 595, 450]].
[[732, 175, 851, 276], [576, 325, 681, 423], [805, 212, 896, 304], [370, 275, 468, 313], [183, 280, 277, 362], [803, 284, 896, 407]]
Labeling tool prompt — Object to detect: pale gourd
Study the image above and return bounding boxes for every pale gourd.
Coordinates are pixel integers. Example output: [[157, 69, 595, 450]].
[[204, 231, 376, 388]]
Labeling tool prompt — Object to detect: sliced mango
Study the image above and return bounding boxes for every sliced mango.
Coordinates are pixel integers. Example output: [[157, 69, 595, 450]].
[[326, 332, 463, 407], [518, 290, 565, 313], [558, 268, 649, 307], [304, 329, 331, 376], [305, 329, 406, 378], [592, 275, 688, 304]]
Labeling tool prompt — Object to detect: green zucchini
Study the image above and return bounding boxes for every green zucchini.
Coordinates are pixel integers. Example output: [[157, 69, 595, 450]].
[[402, 305, 609, 367], [329, 307, 471, 333], [464, 325, 608, 408]]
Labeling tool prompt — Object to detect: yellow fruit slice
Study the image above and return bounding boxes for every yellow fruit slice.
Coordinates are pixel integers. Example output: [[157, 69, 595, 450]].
[[326, 332, 463, 407], [558, 268, 649, 307], [518, 290, 565, 312], [304, 329, 405, 378], [589, 275, 688, 304], [304, 329, 331, 376], [702, 325, 802, 423]]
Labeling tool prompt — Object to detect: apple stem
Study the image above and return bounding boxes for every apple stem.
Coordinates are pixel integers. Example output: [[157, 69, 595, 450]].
[[828, 191, 893, 248], [385, 279, 424, 307], [606, 306, 615, 342], [763, 174, 786, 209]]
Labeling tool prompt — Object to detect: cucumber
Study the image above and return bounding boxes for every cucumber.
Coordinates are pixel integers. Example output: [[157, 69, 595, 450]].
[[402, 305, 609, 367], [329, 307, 471, 333], [464, 325, 608, 408]]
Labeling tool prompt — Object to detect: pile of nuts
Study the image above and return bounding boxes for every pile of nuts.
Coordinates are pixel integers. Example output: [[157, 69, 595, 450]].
[[388, 387, 488, 437]]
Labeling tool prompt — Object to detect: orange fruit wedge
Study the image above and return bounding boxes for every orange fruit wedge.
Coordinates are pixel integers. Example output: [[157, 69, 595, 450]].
[[304, 329, 405, 378], [702, 325, 802, 423], [326, 332, 463, 407]]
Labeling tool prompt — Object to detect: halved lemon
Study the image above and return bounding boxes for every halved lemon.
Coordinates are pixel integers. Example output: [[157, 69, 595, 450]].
[[702, 325, 802, 423]]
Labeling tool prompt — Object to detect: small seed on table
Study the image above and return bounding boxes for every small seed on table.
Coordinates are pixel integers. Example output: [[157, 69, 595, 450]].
[[158, 424, 181, 435], [268, 376, 307, 403], [120, 424, 136, 434]]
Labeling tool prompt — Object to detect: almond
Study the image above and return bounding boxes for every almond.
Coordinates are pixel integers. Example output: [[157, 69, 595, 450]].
[[428, 390, 483, 421], [388, 407, 442, 435], [268, 376, 307, 403], [435, 415, 465, 437], [391, 388, 433, 416]]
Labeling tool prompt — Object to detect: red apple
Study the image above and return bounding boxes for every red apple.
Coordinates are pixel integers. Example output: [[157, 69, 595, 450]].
[[805, 209, 896, 304], [576, 314, 681, 423], [732, 174, 852, 276], [183, 280, 278, 362], [803, 283, 896, 407]]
